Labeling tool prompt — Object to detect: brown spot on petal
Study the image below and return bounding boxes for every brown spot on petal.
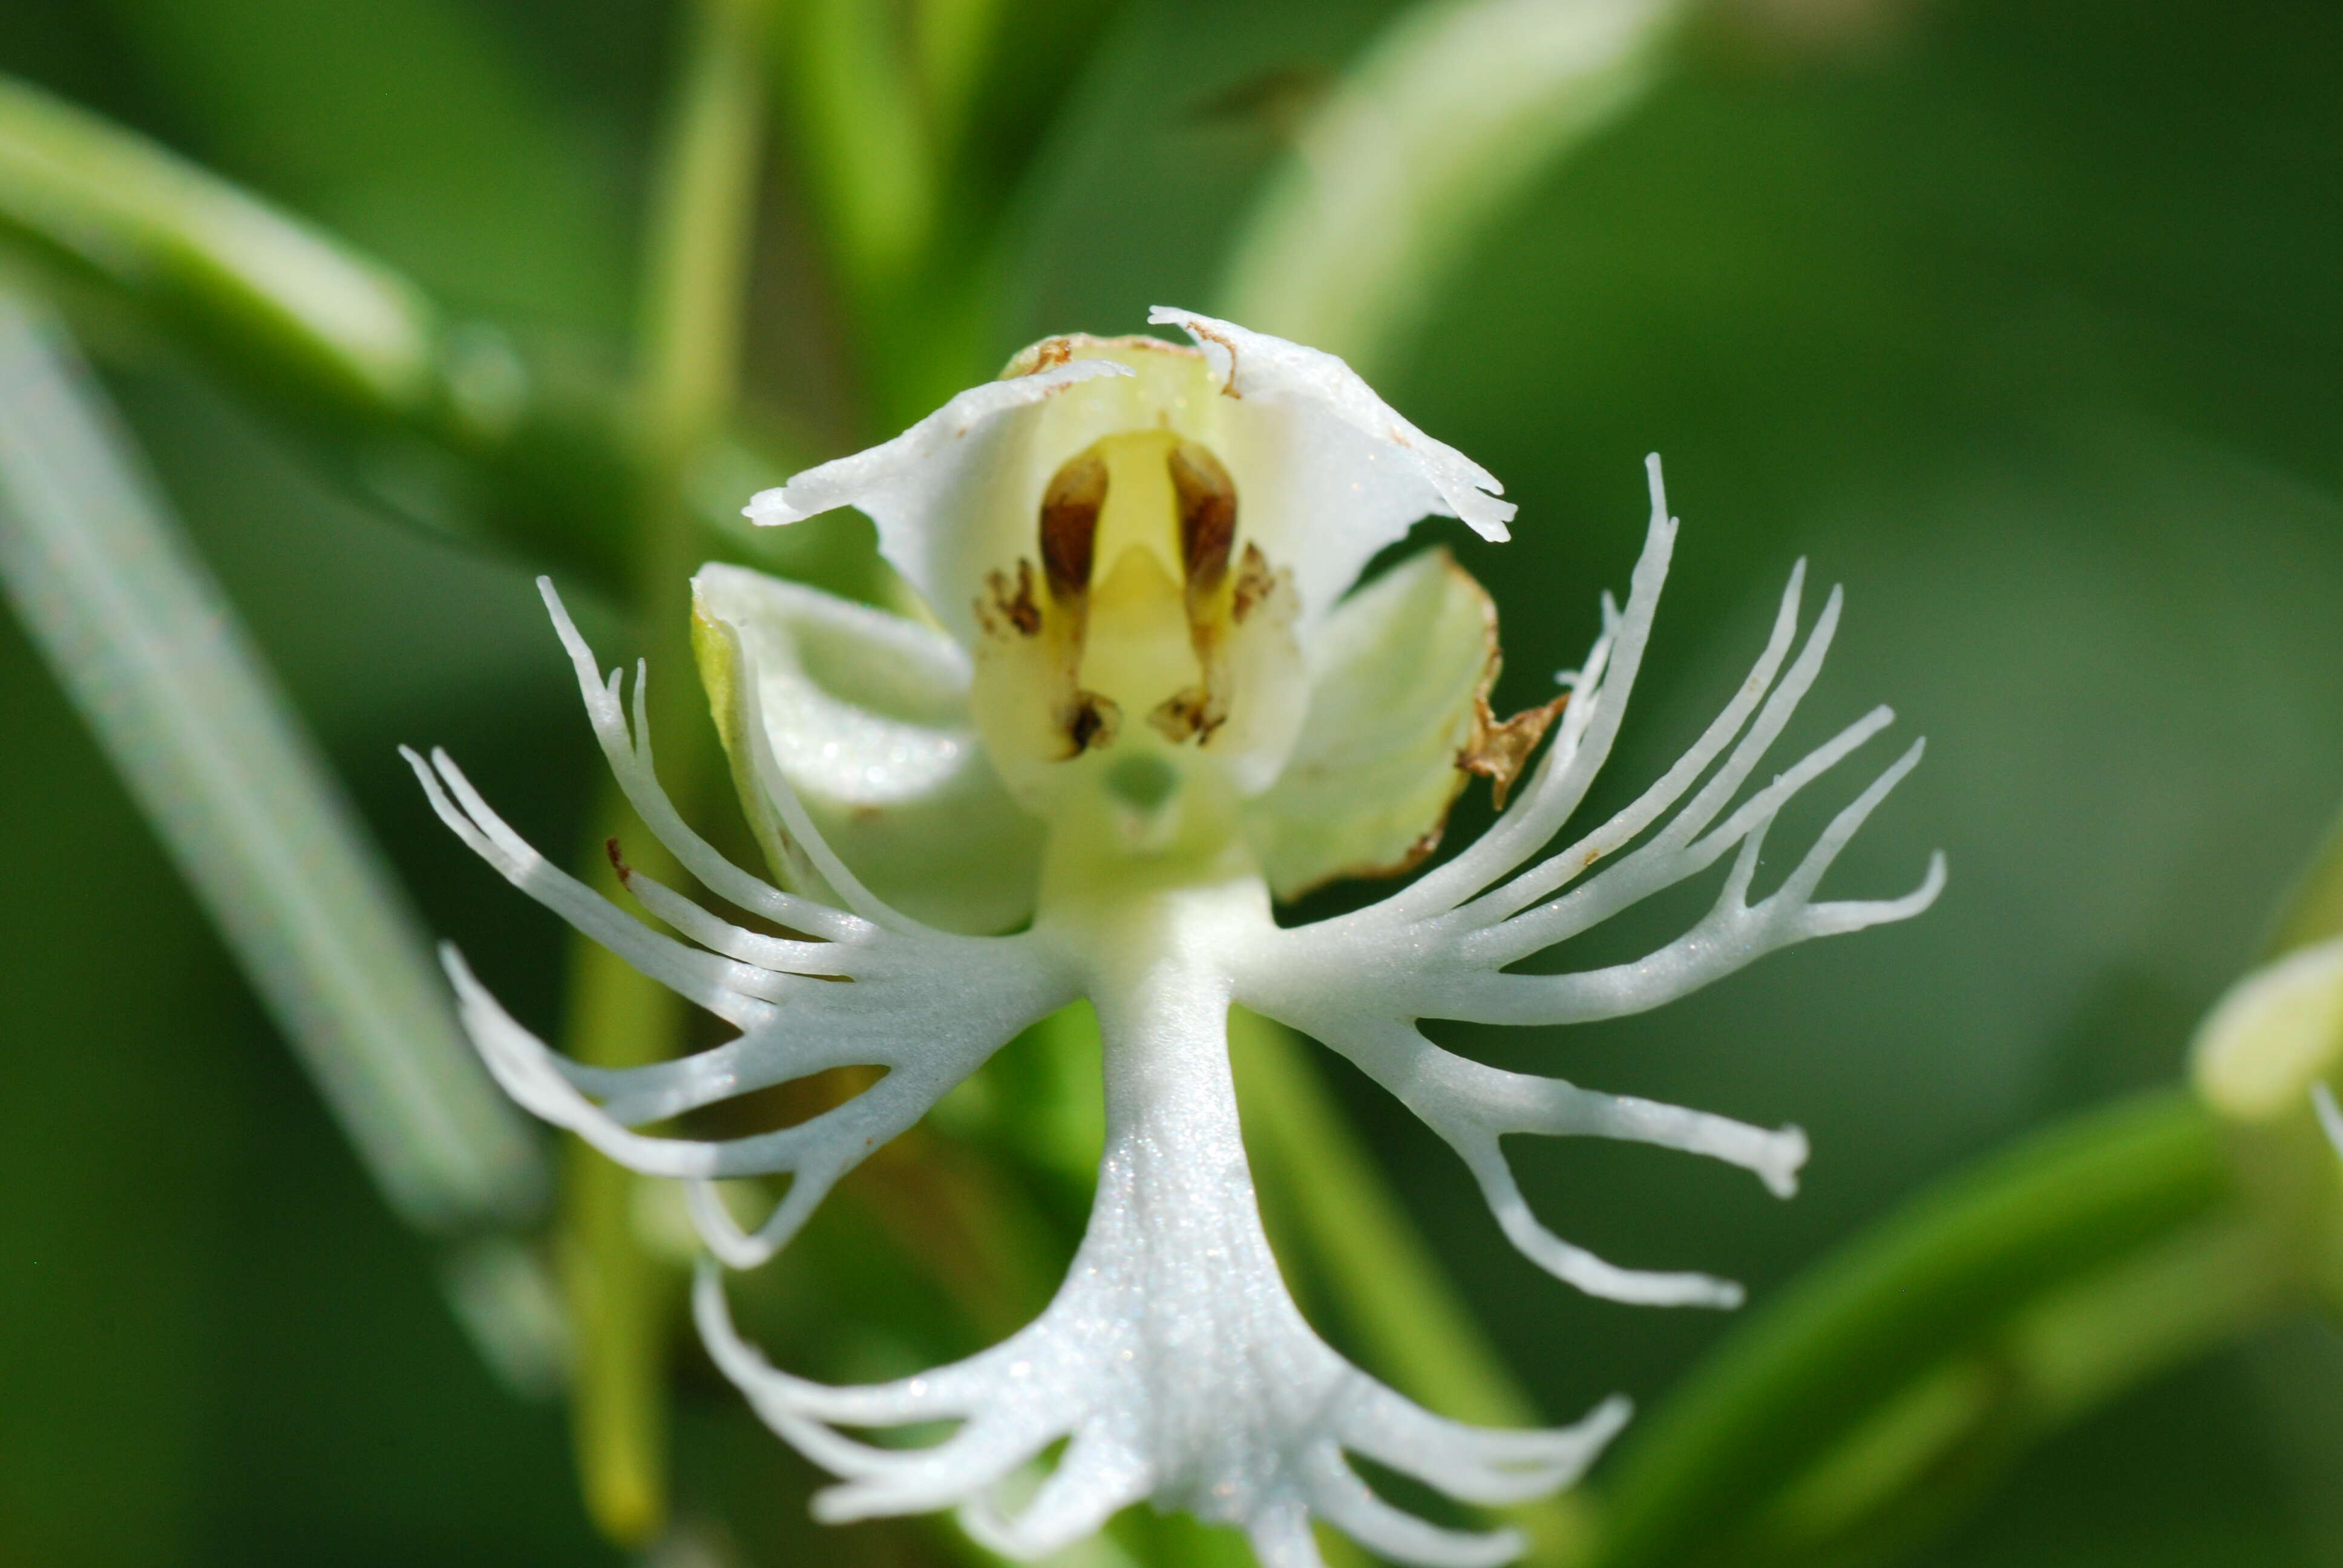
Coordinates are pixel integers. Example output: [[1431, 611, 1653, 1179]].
[[1023, 338, 1075, 373], [1147, 685, 1227, 745], [1376, 823, 1450, 881], [1067, 692, 1122, 753], [1279, 820, 1452, 903], [997, 333, 1204, 379], [976, 560, 1044, 638], [1230, 543, 1285, 625], [1460, 690, 1569, 811], [1167, 318, 1244, 397]]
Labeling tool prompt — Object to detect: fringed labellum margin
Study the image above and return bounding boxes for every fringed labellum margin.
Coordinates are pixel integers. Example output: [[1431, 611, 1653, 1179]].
[[408, 308, 1942, 1568]]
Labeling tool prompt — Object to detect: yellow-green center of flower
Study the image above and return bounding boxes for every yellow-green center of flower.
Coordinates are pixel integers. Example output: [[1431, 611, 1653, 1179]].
[[970, 429, 1305, 866]]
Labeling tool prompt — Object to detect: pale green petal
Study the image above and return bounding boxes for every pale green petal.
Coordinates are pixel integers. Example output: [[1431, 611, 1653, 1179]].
[[1244, 547, 1497, 900], [692, 564, 1044, 933]]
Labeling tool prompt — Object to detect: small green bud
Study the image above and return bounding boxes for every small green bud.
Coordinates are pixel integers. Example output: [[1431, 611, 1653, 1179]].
[[2190, 934, 2343, 1309], [2192, 935, 2343, 1125]]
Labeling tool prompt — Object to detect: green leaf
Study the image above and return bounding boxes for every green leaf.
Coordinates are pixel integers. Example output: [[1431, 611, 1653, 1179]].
[[0, 71, 440, 410], [0, 71, 648, 590]]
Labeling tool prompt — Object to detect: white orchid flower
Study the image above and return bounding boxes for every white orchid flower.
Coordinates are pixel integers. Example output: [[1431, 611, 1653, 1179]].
[[406, 307, 1943, 1567]]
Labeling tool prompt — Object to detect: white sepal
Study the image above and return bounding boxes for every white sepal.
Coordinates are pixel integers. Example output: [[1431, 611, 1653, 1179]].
[[1147, 305, 1513, 625], [748, 313, 1517, 642], [744, 358, 1135, 645]]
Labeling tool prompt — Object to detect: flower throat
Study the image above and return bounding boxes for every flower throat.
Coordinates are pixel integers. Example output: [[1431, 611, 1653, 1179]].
[[971, 431, 1304, 851]]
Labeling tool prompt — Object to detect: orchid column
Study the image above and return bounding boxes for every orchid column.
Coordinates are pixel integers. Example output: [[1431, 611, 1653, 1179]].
[[410, 310, 1940, 1568]]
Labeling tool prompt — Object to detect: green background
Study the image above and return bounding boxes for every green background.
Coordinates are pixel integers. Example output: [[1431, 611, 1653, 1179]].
[[4, 0, 2340, 1563]]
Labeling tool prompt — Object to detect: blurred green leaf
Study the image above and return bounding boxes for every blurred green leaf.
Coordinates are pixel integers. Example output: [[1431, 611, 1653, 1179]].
[[0, 70, 646, 587], [0, 70, 882, 609], [1220, 0, 1684, 373], [94, 0, 630, 330], [0, 283, 546, 1237], [788, 0, 940, 300], [1584, 1090, 2296, 1568], [770, 0, 1122, 430]]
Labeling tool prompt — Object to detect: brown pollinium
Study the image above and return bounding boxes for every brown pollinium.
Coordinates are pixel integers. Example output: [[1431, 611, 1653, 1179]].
[[1170, 440, 1236, 594], [1150, 440, 1240, 745], [1040, 449, 1107, 610], [975, 446, 1124, 761]]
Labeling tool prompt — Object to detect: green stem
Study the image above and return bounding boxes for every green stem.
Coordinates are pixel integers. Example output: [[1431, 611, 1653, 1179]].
[[556, 0, 771, 1546], [779, 0, 989, 434], [638, 0, 770, 495], [787, 0, 937, 305], [558, 928, 689, 1546], [1583, 1089, 2293, 1568]]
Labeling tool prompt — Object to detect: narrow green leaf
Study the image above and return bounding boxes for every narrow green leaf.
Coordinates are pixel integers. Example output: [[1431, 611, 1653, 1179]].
[[0, 71, 650, 592], [96, 0, 632, 331], [0, 285, 545, 1236]]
